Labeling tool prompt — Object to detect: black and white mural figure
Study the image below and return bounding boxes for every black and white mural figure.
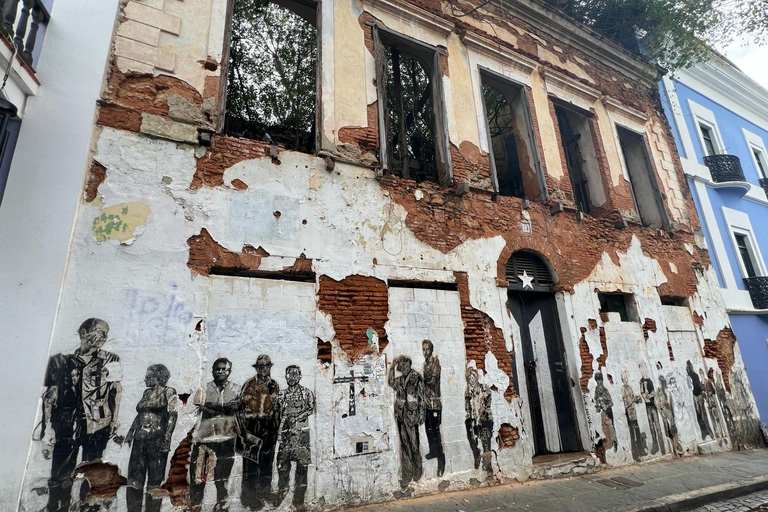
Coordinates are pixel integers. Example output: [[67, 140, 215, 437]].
[[639, 364, 664, 455], [687, 361, 713, 440], [421, 340, 445, 477], [713, 371, 735, 437], [704, 369, 726, 441], [274, 365, 315, 509], [727, 370, 762, 448], [593, 371, 617, 452], [464, 367, 493, 474], [656, 375, 683, 455], [620, 371, 646, 462], [125, 364, 178, 512], [237, 354, 279, 510], [42, 318, 122, 512], [189, 358, 239, 511], [388, 355, 425, 491]]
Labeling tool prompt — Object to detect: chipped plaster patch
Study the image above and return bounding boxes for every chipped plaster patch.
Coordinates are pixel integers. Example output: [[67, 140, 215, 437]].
[[92, 202, 151, 243]]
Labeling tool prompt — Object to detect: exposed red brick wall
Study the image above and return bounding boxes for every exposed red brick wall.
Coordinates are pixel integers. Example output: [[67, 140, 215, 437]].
[[84, 161, 107, 203], [642, 318, 657, 340], [338, 101, 379, 152], [456, 272, 517, 402], [317, 275, 389, 360], [596, 326, 608, 369], [163, 430, 193, 508], [497, 423, 520, 449], [192, 135, 271, 189], [187, 229, 270, 276], [703, 327, 737, 392], [451, 141, 491, 188], [578, 327, 593, 393], [317, 338, 332, 364], [667, 340, 675, 361], [74, 462, 126, 500]]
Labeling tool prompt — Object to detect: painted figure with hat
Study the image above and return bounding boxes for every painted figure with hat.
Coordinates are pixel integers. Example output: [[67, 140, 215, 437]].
[[237, 354, 279, 510]]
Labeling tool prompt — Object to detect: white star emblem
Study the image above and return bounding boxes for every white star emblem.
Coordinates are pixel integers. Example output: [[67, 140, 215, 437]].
[[518, 270, 534, 290]]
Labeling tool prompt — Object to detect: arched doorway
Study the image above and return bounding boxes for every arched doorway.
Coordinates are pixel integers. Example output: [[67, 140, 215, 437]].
[[506, 251, 581, 455]]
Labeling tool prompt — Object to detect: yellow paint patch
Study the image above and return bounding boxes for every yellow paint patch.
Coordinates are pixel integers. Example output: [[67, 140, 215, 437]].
[[92, 202, 152, 243], [309, 173, 323, 190]]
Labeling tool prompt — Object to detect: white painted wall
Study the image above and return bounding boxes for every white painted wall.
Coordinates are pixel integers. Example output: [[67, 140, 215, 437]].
[[0, 0, 119, 508]]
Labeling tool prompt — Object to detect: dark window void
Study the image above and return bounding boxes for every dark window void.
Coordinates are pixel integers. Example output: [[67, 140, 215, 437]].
[[598, 292, 636, 322], [0, 116, 21, 208], [225, 0, 317, 153], [373, 26, 450, 185], [660, 296, 688, 307], [481, 73, 542, 199], [753, 148, 767, 178], [735, 233, 758, 278], [617, 126, 669, 230], [385, 46, 437, 182], [700, 124, 717, 156], [553, 104, 602, 213]]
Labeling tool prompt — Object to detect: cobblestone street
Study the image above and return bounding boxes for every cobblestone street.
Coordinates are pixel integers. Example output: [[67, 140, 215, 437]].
[[693, 490, 768, 512]]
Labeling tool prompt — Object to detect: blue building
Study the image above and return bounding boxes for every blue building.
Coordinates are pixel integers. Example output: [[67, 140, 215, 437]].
[[662, 58, 768, 422]]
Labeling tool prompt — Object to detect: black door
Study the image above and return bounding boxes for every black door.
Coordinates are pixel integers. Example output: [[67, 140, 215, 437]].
[[508, 291, 581, 455]]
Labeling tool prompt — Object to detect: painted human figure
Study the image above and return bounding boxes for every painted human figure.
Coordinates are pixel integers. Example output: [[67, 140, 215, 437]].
[[274, 365, 315, 510], [620, 371, 646, 462], [465, 367, 494, 473], [656, 375, 683, 455], [190, 358, 239, 512], [421, 340, 445, 477], [639, 365, 665, 455], [703, 369, 725, 440], [125, 364, 178, 512], [238, 354, 280, 510], [388, 355, 425, 490], [42, 318, 122, 512], [714, 371, 735, 436], [593, 371, 617, 451], [687, 361, 713, 440]]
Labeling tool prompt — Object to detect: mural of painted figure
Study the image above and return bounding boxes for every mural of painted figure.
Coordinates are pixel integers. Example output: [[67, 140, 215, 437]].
[[125, 364, 178, 512], [728, 370, 763, 449], [388, 355, 426, 490], [465, 367, 494, 474], [593, 371, 617, 452], [237, 354, 279, 510], [620, 371, 647, 462], [189, 358, 240, 512], [713, 371, 735, 437], [422, 340, 445, 477], [686, 361, 713, 441], [41, 318, 122, 512], [703, 369, 726, 442], [274, 365, 315, 510], [639, 363, 665, 455], [656, 375, 683, 456]]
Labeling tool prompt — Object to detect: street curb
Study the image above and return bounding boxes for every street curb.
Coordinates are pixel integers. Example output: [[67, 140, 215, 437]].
[[608, 474, 768, 512]]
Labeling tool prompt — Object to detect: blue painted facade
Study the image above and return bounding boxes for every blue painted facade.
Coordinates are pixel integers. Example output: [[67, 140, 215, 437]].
[[662, 67, 768, 422]]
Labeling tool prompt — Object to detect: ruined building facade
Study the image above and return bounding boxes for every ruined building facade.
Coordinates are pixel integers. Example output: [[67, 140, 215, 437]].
[[7, 0, 765, 510]]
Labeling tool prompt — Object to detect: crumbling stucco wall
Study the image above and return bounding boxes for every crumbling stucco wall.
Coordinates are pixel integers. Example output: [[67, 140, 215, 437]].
[[18, 0, 762, 510]]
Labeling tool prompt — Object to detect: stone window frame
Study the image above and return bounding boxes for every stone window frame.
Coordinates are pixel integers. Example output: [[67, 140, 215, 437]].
[[688, 99, 726, 159], [722, 206, 767, 280], [371, 23, 453, 186], [742, 128, 768, 180], [477, 65, 548, 199]]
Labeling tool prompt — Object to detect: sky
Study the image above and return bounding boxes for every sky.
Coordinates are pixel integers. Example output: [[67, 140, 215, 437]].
[[718, 41, 768, 90]]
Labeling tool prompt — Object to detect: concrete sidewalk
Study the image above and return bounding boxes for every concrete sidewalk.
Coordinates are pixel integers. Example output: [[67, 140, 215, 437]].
[[346, 449, 768, 512]]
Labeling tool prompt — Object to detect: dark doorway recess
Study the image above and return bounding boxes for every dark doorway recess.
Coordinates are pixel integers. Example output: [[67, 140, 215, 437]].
[[506, 251, 581, 456]]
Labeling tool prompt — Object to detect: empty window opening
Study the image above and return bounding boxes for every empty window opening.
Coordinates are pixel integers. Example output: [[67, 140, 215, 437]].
[[752, 147, 768, 179], [735, 232, 758, 278], [480, 71, 543, 199], [699, 123, 718, 156], [598, 292, 637, 322], [374, 26, 450, 184], [553, 102, 605, 213], [617, 126, 669, 230], [225, 0, 317, 153], [660, 296, 688, 307]]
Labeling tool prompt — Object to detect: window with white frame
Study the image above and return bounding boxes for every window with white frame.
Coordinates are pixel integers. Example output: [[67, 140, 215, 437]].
[[688, 100, 726, 158], [722, 206, 766, 280], [742, 128, 768, 180]]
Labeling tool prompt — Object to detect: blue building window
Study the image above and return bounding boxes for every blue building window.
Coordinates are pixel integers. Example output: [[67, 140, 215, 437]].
[[735, 233, 758, 278]]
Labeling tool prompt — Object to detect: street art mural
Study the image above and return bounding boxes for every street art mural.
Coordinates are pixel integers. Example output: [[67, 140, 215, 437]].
[[593, 371, 617, 452], [656, 375, 683, 455], [388, 355, 426, 492], [421, 340, 445, 478], [465, 367, 494, 474]]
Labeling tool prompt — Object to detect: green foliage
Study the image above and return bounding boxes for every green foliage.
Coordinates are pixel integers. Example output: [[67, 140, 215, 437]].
[[544, 0, 724, 70], [226, 0, 317, 151]]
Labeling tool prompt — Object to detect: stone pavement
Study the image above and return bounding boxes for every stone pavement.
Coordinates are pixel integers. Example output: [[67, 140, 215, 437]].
[[690, 489, 768, 511], [345, 449, 768, 512]]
